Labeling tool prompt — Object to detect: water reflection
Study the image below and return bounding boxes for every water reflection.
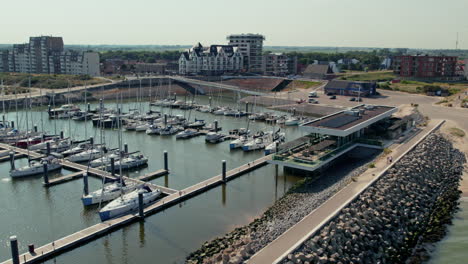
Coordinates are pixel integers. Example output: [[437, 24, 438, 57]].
[[138, 221, 145, 248], [221, 183, 227, 206]]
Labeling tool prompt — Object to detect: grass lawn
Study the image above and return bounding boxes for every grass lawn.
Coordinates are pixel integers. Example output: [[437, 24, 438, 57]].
[[286, 80, 321, 90], [449, 127, 465, 138], [338, 71, 396, 82], [0, 72, 110, 89]]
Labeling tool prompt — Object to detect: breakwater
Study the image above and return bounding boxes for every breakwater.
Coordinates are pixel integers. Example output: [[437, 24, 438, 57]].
[[186, 147, 380, 263], [282, 133, 466, 264]]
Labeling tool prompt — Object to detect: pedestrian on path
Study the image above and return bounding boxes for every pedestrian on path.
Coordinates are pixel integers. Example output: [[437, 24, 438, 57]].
[[389, 156, 393, 163]]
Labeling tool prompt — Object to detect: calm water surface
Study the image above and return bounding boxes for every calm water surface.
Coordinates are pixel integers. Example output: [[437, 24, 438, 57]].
[[0, 95, 305, 263], [430, 199, 468, 264]]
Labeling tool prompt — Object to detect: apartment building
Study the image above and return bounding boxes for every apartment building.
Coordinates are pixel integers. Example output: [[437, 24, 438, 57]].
[[227, 34, 265, 73], [0, 36, 100, 76], [262, 52, 297, 76], [393, 55, 457, 79], [179, 43, 243, 75]]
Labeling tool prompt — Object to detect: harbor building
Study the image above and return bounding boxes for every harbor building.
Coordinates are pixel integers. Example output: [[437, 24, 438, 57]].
[[392, 55, 457, 80], [324, 80, 377, 97], [227, 34, 265, 73], [269, 105, 399, 174], [0, 36, 100, 76], [178, 43, 243, 75]]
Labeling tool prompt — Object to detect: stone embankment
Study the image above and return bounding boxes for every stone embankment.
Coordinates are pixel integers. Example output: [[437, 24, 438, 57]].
[[282, 133, 466, 264], [186, 149, 378, 264]]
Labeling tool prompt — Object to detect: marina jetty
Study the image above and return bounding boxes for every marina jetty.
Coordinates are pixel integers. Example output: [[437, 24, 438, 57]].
[[185, 122, 467, 263]]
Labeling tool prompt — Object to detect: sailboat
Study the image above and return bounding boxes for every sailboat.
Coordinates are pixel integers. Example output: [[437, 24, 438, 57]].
[[10, 156, 62, 178], [99, 185, 161, 221], [67, 147, 104, 162], [82, 180, 140, 206], [106, 153, 148, 171]]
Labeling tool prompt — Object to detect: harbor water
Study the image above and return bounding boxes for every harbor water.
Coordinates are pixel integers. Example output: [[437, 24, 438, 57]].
[[429, 199, 468, 264], [0, 95, 306, 263]]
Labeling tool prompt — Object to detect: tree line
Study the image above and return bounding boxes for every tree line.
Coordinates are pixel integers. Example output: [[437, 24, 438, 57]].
[[100, 50, 181, 63], [284, 49, 404, 71]]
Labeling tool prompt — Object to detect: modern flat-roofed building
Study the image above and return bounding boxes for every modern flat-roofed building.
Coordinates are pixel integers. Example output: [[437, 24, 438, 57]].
[[227, 34, 265, 73], [269, 104, 398, 174], [324, 80, 376, 97], [0, 36, 100, 76], [393, 55, 457, 80]]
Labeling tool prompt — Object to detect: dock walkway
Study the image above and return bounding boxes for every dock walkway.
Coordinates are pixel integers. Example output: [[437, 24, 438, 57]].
[[0, 154, 272, 264], [0, 144, 171, 195]]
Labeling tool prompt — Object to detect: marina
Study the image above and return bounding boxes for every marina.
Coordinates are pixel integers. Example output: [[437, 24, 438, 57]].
[[0, 94, 305, 263]]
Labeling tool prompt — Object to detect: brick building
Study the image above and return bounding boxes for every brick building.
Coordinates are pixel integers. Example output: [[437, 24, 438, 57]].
[[392, 55, 457, 79]]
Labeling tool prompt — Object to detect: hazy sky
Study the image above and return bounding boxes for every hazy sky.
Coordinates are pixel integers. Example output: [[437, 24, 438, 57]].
[[1, 0, 467, 49]]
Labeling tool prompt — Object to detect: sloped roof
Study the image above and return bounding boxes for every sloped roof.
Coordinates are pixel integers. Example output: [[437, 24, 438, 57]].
[[325, 80, 350, 89], [324, 80, 374, 90], [303, 64, 331, 75]]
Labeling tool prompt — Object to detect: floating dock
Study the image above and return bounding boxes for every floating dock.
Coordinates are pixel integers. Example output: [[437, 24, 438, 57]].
[[0, 154, 272, 264]]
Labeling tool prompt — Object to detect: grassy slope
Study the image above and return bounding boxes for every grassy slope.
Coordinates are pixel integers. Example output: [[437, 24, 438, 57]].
[[336, 71, 468, 95], [0, 72, 109, 89], [285, 80, 321, 90]]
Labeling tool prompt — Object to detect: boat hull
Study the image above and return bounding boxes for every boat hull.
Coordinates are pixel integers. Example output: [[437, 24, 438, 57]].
[[99, 190, 161, 221]]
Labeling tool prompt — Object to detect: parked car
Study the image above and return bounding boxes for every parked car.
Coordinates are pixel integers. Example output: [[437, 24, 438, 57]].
[[329, 95, 336, 99], [349, 97, 356, 101], [308, 98, 319, 104], [326, 92, 335, 96]]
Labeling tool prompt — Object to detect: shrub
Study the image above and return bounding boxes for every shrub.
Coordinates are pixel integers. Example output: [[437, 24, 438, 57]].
[[368, 163, 376, 168], [383, 148, 392, 155], [449, 127, 465, 138]]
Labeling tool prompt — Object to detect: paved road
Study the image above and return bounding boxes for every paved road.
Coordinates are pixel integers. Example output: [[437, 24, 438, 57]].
[[248, 120, 444, 264]]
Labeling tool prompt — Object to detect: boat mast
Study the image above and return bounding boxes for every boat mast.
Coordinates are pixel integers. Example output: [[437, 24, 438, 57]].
[[39, 85, 44, 132], [149, 78, 152, 103], [26, 77, 31, 163], [1, 79, 5, 123], [139, 79, 142, 114], [14, 83, 18, 132], [67, 80, 72, 139], [117, 93, 123, 194], [84, 83, 88, 139]]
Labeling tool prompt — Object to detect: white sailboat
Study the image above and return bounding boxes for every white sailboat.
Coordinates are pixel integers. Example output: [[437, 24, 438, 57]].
[[176, 129, 199, 139], [10, 157, 62, 178], [67, 147, 104, 162], [99, 186, 161, 221], [106, 154, 148, 171], [90, 152, 120, 168], [229, 135, 250, 149], [284, 116, 300, 126], [82, 181, 139, 206]]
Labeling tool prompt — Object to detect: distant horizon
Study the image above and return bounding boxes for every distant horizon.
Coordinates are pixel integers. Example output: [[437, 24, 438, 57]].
[[1, 43, 467, 52], [2, 0, 467, 49]]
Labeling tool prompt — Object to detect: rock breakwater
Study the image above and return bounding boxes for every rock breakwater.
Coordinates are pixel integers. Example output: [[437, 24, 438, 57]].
[[283, 133, 466, 264], [186, 148, 379, 263]]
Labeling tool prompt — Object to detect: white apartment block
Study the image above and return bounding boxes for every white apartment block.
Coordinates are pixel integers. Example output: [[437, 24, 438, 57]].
[[227, 34, 265, 73], [0, 36, 100, 76], [179, 43, 243, 75], [49, 51, 100, 76]]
